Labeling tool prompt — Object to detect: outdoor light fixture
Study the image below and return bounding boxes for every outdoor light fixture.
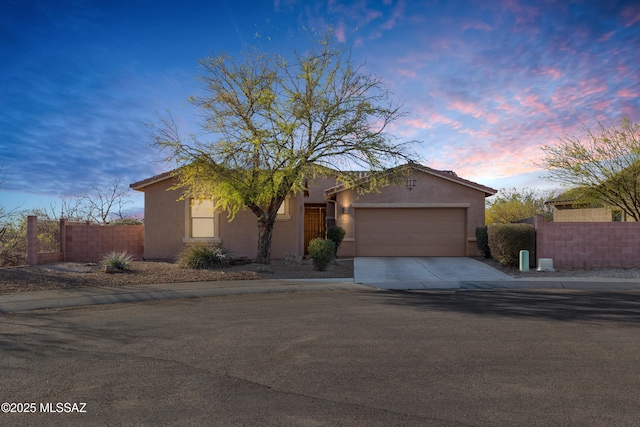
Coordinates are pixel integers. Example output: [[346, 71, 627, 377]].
[[343, 207, 349, 214], [405, 175, 416, 191]]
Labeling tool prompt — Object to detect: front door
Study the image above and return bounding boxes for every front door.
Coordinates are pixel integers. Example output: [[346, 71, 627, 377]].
[[304, 204, 327, 254]]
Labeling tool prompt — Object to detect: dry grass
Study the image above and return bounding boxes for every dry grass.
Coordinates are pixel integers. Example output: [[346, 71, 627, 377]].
[[0, 259, 354, 294]]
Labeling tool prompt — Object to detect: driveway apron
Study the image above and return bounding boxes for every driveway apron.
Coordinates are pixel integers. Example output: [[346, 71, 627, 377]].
[[354, 257, 512, 290]]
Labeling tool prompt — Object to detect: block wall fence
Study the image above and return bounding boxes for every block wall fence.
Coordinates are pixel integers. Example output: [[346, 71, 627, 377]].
[[27, 216, 144, 266], [26, 215, 640, 268], [533, 215, 640, 268]]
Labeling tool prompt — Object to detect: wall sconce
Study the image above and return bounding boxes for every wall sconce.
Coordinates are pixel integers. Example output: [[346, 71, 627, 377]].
[[342, 207, 349, 214], [405, 175, 416, 191]]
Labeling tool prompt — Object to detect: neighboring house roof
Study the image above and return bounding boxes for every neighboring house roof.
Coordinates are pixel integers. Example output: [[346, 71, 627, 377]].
[[545, 187, 601, 208], [324, 163, 497, 198]]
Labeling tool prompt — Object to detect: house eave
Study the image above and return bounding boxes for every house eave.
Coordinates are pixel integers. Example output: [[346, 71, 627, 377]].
[[130, 171, 174, 191]]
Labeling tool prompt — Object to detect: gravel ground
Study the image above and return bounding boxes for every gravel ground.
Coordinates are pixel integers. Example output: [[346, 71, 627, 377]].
[[0, 259, 354, 294], [478, 257, 640, 279], [2, 257, 639, 295]]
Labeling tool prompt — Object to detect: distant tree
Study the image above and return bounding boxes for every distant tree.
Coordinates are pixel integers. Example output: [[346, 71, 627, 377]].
[[538, 116, 640, 221], [0, 167, 20, 223], [0, 169, 26, 266], [485, 188, 555, 224], [34, 179, 134, 224], [153, 33, 416, 264], [74, 179, 133, 224]]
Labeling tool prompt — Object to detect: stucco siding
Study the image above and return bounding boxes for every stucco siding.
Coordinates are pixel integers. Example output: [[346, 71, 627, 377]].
[[143, 179, 186, 260], [134, 167, 492, 260]]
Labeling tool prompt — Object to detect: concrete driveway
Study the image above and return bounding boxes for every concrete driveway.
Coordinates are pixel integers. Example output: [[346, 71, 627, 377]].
[[354, 257, 512, 289]]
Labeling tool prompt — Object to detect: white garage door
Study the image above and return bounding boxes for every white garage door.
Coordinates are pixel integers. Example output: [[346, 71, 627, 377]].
[[355, 208, 466, 256]]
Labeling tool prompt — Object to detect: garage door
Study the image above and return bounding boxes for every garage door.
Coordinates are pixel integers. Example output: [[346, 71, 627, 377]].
[[355, 208, 466, 256]]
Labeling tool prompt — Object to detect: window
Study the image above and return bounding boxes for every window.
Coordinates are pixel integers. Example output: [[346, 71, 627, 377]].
[[612, 210, 623, 222], [184, 199, 220, 244], [190, 199, 215, 237], [276, 196, 291, 221]]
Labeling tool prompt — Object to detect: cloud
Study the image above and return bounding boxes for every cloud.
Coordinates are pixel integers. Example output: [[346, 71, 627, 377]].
[[380, 0, 405, 30], [334, 23, 347, 42], [0, 52, 166, 197], [622, 4, 640, 27], [447, 100, 484, 119], [598, 30, 616, 41], [618, 88, 639, 98]]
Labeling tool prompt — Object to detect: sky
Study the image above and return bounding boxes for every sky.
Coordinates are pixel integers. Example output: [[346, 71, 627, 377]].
[[1, 0, 639, 217]]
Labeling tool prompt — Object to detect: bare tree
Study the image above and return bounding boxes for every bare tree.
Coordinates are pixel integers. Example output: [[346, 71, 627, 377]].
[[75, 179, 132, 224], [34, 179, 134, 224]]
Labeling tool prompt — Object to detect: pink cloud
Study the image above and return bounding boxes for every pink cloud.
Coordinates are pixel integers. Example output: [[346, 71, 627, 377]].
[[514, 93, 551, 116], [502, 0, 541, 26], [334, 23, 347, 42], [598, 31, 615, 42], [486, 113, 499, 124], [618, 88, 639, 98], [447, 100, 483, 118], [577, 78, 607, 97], [430, 113, 463, 130], [538, 67, 563, 80], [380, 0, 405, 30], [326, 0, 382, 28], [462, 20, 493, 32], [591, 99, 612, 111], [405, 118, 429, 130], [396, 68, 417, 78], [402, 112, 463, 132], [622, 5, 640, 27]]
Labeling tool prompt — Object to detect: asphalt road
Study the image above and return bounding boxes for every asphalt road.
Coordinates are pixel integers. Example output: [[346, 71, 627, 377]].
[[2, 288, 640, 426]]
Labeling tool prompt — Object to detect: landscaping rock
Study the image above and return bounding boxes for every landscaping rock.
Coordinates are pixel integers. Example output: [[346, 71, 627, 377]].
[[104, 265, 123, 274], [229, 256, 253, 266], [284, 252, 301, 265]]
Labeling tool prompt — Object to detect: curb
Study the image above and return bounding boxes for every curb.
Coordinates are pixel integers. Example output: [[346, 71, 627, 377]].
[[358, 278, 640, 291]]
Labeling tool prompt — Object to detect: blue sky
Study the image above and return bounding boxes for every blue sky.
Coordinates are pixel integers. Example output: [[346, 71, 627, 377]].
[[1, 0, 639, 216]]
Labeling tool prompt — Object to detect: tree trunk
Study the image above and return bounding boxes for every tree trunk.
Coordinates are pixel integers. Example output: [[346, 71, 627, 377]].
[[256, 217, 276, 264]]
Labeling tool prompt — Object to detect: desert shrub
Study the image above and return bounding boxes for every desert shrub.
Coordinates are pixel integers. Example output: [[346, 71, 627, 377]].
[[326, 226, 346, 256], [101, 250, 134, 270], [307, 238, 336, 271], [177, 244, 228, 269], [475, 226, 491, 258], [109, 218, 143, 226], [0, 226, 27, 266], [488, 224, 535, 267], [0, 214, 28, 267]]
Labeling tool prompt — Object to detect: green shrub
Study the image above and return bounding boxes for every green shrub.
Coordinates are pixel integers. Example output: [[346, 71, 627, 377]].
[[475, 226, 491, 258], [101, 250, 134, 270], [326, 226, 346, 256], [307, 238, 336, 271], [488, 224, 535, 267], [177, 244, 228, 269], [109, 218, 143, 226]]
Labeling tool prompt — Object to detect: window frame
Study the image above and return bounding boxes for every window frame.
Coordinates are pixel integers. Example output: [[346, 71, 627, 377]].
[[183, 199, 221, 244], [276, 195, 291, 221]]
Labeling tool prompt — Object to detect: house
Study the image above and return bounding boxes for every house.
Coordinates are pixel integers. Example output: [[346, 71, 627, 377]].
[[129, 163, 497, 260], [545, 189, 636, 222]]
